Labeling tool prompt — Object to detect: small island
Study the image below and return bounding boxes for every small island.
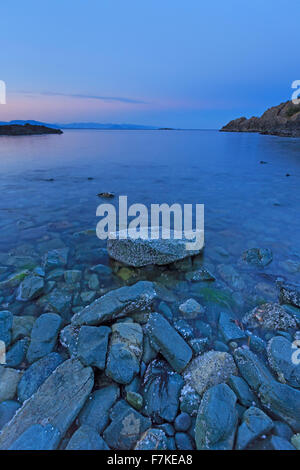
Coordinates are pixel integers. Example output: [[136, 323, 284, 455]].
[[0, 123, 63, 136], [220, 100, 300, 137]]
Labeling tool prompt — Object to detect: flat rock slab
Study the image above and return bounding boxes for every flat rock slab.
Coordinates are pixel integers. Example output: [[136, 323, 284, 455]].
[[0, 358, 94, 450], [71, 281, 156, 326], [107, 228, 203, 267]]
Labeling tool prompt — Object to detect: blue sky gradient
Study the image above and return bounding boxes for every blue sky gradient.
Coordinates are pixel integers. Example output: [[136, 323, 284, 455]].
[[0, 0, 298, 128]]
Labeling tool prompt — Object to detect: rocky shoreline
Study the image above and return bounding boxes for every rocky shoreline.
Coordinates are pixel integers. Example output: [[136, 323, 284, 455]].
[[220, 100, 300, 137], [0, 124, 63, 136], [0, 234, 300, 450]]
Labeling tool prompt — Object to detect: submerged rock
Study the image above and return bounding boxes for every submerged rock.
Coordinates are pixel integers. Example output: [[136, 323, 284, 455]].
[[106, 322, 143, 384], [0, 358, 94, 450], [71, 281, 156, 326], [236, 407, 273, 450], [242, 303, 297, 331], [11, 315, 35, 343], [278, 280, 300, 308], [17, 274, 44, 301], [146, 312, 192, 373], [218, 312, 246, 343], [183, 350, 237, 396], [103, 399, 151, 450], [185, 267, 215, 282], [242, 248, 273, 267], [107, 227, 203, 267], [142, 359, 184, 423], [195, 383, 238, 450], [217, 264, 245, 290], [43, 248, 69, 272], [66, 425, 109, 450], [179, 298, 204, 319]]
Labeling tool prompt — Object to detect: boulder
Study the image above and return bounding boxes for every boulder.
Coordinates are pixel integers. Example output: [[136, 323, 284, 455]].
[[6, 338, 29, 368], [106, 322, 143, 384], [11, 315, 35, 343], [8, 424, 61, 450], [218, 312, 246, 343], [179, 298, 204, 319], [135, 428, 168, 450], [234, 348, 300, 431], [236, 407, 273, 450], [17, 274, 44, 301], [107, 227, 203, 267], [17, 352, 63, 402], [103, 399, 151, 449], [146, 313, 192, 373], [77, 325, 111, 370], [0, 358, 94, 450], [26, 313, 62, 363], [183, 350, 237, 396], [278, 280, 300, 308], [0, 366, 22, 402], [78, 384, 120, 433], [242, 248, 273, 267], [71, 281, 156, 326], [195, 383, 238, 450], [267, 336, 300, 387], [43, 248, 69, 271], [142, 359, 184, 423], [66, 425, 109, 450]]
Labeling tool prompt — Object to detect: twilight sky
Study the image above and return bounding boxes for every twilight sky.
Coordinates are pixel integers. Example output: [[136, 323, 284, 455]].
[[0, 0, 298, 128]]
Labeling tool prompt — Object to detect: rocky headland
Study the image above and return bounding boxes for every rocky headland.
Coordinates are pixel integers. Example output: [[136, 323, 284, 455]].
[[0, 123, 63, 136], [220, 100, 300, 137]]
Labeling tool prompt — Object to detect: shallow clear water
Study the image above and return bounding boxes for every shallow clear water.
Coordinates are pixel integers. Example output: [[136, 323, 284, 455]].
[[0, 129, 299, 320]]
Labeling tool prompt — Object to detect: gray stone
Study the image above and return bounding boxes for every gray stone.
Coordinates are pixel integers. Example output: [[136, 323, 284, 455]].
[[8, 423, 61, 450], [71, 281, 156, 326], [6, 338, 29, 368], [11, 316, 35, 343], [17, 352, 63, 402], [175, 432, 194, 450], [278, 280, 300, 308], [0, 358, 94, 449], [236, 407, 273, 450], [66, 425, 109, 450], [126, 391, 143, 410], [107, 227, 203, 267], [77, 325, 110, 369], [106, 322, 143, 384], [26, 313, 62, 363], [142, 359, 184, 423], [146, 313, 192, 373], [135, 428, 168, 450], [242, 303, 297, 331], [195, 383, 238, 450], [64, 270, 82, 284], [234, 348, 300, 431], [242, 248, 273, 267], [78, 384, 120, 433], [180, 387, 201, 417], [88, 273, 100, 290], [228, 375, 257, 407], [103, 399, 151, 449], [267, 336, 300, 387], [179, 298, 204, 319], [183, 351, 237, 396], [0, 366, 22, 402], [185, 267, 215, 282], [219, 312, 246, 343], [0, 401, 21, 430], [269, 435, 295, 450], [0, 311, 13, 347], [174, 413, 192, 432], [37, 288, 72, 320], [17, 274, 44, 301]]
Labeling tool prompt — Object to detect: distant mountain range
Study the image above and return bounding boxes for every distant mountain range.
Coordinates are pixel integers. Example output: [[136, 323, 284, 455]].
[[0, 120, 159, 130]]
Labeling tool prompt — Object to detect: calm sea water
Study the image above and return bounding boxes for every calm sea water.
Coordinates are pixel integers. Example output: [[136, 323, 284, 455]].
[[0, 129, 299, 316]]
